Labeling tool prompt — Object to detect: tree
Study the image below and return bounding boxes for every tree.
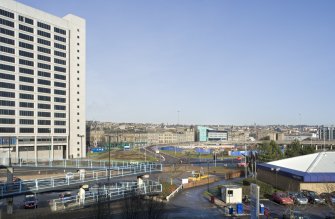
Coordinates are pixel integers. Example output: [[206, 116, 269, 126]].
[[285, 139, 301, 158], [258, 140, 283, 162], [285, 140, 316, 158]]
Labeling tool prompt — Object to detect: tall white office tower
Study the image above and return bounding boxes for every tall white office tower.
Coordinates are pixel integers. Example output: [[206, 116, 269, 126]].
[[0, 0, 86, 161]]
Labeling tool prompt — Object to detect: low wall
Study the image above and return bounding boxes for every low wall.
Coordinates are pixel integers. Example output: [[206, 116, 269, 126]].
[[183, 176, 218, 189]]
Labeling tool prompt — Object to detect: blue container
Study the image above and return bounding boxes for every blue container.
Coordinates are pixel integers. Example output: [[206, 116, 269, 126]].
[[229, 207, 234, 214], [259, 204, 264, 214], [236, 203, 243, 214]]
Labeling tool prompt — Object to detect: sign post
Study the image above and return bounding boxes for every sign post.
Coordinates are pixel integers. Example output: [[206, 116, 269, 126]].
[[250, 183, 260, 219]]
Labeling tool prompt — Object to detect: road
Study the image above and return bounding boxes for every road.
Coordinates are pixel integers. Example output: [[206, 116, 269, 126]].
[[165, 179, 238, 218]]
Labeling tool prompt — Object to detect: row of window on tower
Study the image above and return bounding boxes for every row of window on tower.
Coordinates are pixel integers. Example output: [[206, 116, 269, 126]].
[[0, 127, 66, 134]]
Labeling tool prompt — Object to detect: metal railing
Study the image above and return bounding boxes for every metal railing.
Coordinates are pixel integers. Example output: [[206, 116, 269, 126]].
[[0, 163, 162, 198], [49, 180, 162, 212], [7, 158, 149, 169]]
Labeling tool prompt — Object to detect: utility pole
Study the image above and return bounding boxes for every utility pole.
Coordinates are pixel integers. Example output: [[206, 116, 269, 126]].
[[244, 144, 247, 178], [79, 134, 84, 157]]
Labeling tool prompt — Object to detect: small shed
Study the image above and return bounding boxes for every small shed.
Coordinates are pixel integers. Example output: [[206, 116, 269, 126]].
[[221, 185, 242, 204]]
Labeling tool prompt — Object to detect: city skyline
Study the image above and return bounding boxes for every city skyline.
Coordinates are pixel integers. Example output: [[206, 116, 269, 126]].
[[17, 0, 335, 125]]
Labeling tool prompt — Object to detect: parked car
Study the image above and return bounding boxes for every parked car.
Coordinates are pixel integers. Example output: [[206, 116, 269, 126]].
[[272, 192, 294, 205], [288, 192, 308, 205], [320, 193, 335, 205], [23, 194, 38, 209], [301, 190, 325, 204]]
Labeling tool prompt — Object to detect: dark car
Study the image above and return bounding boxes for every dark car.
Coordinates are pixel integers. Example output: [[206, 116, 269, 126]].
[[23, 194, 38, 209], [301, 190, 325, 204], [320, 193, 335, 205]]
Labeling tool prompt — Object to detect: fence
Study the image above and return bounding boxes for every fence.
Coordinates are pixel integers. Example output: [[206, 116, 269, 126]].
[[49, 180, 162, 211], [0, 163, 163, 198]]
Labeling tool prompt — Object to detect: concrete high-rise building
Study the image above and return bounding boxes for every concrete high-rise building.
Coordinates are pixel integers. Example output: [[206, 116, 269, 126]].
[[0, 0, 86, 161]]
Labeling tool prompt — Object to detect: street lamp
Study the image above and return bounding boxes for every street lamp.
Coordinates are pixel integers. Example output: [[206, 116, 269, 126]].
[[207, 161, 210, 192], [271, 167, 280, 190]]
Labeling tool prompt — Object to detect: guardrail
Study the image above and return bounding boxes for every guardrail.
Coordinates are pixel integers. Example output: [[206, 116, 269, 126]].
[[8, 158, 151, 169], [166, 184, 183, 201], [0, 163, 162, 198], [49, 180, 162, 212]]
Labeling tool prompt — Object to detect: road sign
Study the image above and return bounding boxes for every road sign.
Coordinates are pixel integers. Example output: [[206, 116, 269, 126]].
[[250, 183, 260, 219]]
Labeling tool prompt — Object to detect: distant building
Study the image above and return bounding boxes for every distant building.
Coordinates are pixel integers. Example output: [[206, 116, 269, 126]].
[[318, 126, 335, 141], [197, 126, 228, 142], [207, 130, 228, 141]]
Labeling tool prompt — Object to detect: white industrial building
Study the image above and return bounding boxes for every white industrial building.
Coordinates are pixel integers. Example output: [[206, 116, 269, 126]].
[[0, 0, 86, 161], [258, 151, 335, 193]]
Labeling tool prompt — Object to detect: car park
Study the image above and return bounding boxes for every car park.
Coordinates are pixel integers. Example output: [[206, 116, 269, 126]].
[[23, 194, 38, 209], [272, 192, 294, 205]]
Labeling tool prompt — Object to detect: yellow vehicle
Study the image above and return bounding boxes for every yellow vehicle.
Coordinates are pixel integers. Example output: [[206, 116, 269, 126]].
[[188, 171, 209, 182]]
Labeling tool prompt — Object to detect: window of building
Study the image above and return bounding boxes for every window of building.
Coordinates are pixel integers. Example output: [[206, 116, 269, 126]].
[[38, 63, 51, 70], [37, 87, 51, 93], [38, 79, 51, 86], [19, 102, 34, 108], [0, 45, 15, 54], [20, 110, 33, 116], [37, 22, 50, 30], [19, 42, 33, 50], [19, 84, 34, 92], [0, 17, 14, 27], [0, 127, 15, 133], [19, 77, 33, 85], [37, 30, 50, 38], [0, 118, 15, 124], [37, 54, 51, 62], [19, 67, 34, 75], [37, 46, 51, 54], [19, 24, 33, 33], [38, 71, 50, 78], [19, 119, 34, 125], [19, 50, 34, 58], [19, 33, 33, 41], [19, 93, 34, 100], [0, 36, 14, 45], [37, 38, 51, 46], [0, 100, 15, 107], [38, 95, 51, 102], [0, 109, 15, 115], [0, 9, 14, 19], [0, 91, 15, 98], [38, 112, 51, 117], [19, 59, 34, 67], [0, 73, 15, 81], [0, 27, 14, 36], [20, 128, 34, 133], [0, 63, 15, 71]]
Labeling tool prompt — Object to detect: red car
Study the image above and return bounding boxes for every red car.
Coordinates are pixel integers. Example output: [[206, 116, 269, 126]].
[[272, 192, 294, 205]]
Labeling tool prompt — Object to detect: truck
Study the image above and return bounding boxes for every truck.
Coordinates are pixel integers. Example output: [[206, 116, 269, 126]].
[[188, 171, 209, 182]]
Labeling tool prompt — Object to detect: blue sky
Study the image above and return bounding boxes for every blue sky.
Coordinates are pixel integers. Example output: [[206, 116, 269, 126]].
[[18, 0, 335, 125]]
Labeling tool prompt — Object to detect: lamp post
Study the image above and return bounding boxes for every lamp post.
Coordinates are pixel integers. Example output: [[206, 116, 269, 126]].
[[207, 161, 210, 192], [271, 167, 280, 190]]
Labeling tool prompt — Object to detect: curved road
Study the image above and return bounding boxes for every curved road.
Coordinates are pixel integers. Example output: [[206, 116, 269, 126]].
[[166, 179, 228, 218]]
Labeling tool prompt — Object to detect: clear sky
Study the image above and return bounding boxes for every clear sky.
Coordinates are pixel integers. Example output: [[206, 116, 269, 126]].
[[17, 0, 335, 125]]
